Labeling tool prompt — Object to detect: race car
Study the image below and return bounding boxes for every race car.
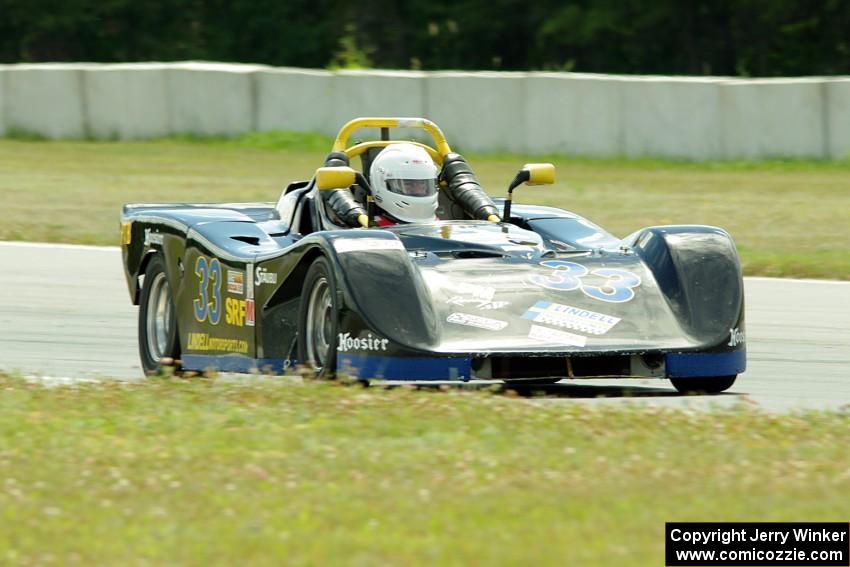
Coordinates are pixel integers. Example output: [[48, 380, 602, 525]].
[[120, 117, 745, 393]]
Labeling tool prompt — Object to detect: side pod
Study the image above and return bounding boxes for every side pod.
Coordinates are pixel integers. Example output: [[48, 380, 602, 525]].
[[628, 225, 744, 346]]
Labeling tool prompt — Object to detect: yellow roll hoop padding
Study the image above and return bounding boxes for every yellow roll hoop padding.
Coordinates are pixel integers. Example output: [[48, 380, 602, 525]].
[[344, 140, 444, 165], [315, 166, 357, 190], [332, 117, 453, 158], [523, 163, 556, 185]]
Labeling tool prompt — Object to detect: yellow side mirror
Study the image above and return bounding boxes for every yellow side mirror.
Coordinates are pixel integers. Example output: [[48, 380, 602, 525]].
[[315, 166, 357, 190], [523, 163, 555, 186]]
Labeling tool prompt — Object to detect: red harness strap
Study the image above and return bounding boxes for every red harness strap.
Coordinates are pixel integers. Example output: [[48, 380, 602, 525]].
[[375, 214, 397, 227]]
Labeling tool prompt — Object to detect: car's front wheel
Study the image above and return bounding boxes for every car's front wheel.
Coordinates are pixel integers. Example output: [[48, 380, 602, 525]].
[[138, 254, 181, 374], [297, 256, 339, 379], [670, 375, 737, 394]]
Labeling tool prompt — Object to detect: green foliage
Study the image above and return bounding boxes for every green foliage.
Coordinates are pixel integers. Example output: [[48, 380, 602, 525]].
[[0, 0, 848, 75]]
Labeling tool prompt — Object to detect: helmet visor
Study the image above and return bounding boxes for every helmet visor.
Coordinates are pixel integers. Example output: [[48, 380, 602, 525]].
[[385, 178, 437, 197]]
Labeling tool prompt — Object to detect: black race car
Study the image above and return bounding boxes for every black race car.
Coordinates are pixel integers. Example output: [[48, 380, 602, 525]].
[[120, 117, 745, 393]]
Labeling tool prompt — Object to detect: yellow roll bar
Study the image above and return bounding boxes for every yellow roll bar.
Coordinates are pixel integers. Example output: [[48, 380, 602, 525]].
[[344, 140, 444, 165], [332, 117, 452, 157]]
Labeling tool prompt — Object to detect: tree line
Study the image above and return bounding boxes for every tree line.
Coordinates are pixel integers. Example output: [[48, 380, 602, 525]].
[[1, 0, 848, 76]]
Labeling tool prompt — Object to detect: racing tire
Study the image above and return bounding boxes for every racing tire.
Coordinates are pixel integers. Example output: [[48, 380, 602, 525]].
[[670, 375, 737, 394], [297, 256, 339, 379], [138, 254, 181, 375]]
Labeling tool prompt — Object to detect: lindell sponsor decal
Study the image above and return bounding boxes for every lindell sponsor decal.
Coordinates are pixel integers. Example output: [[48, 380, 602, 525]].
[[528, 325, 587, 347], [447, 312, 508, 331], [337, 332, 389, 352], [227, 270, 244, 295], [521, 300, 620, 335]]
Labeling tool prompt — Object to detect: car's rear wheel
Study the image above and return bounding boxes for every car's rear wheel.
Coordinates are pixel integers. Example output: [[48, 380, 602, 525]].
[[297, 257, 339, 379], [138, 254, 181, 374], [670, 375, 737, 394]]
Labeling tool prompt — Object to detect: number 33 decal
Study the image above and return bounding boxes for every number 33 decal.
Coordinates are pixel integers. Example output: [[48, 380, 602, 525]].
[[529, 261, 641, 303], [193, 256, 222, 324]]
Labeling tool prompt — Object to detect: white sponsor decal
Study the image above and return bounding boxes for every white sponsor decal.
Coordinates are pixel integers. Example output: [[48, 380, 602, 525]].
[[447, 296, 511, 310], [728, 327, 745, 347], [227, 270, 244, 295], [144, 228, 164, 246], [255, 266, 277, 286], [528, 324, 587, 347], [333, 238, 405, 253], [445, 282, 510, 310], [447, 312, 508, 331], [521, 300, 620, 335], [337, 332, 389, 352]]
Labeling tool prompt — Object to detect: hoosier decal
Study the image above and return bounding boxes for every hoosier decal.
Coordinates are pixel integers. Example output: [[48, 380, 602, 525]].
[[728, 327, 745, 347], [337, 332, 389, 352], [521, 300, 621, 335]]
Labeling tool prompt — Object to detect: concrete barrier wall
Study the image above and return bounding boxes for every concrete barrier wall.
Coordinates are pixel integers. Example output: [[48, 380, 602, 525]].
[[826, 78, 850, 159], [0, 62, 847, 160], [4, 64, 88, 138], [84, 64, 170, 139]]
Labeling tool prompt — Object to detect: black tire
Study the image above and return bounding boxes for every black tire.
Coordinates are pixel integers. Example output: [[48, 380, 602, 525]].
[[670, 375, 737, 394], [138, 254, 181, 374], [297, 257, 339, 379]]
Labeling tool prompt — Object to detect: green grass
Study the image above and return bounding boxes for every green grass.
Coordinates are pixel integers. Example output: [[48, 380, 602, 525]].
[[0, 374, 847, 566], [1, 132, 849, 278]]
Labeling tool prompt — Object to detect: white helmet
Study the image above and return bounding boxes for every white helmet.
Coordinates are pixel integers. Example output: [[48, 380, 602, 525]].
[[369, 143, 439, 223]]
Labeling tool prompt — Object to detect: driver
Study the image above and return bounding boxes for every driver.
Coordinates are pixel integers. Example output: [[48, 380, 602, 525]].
[[322, 142, 502, 227], [369, 143, 439, 225]]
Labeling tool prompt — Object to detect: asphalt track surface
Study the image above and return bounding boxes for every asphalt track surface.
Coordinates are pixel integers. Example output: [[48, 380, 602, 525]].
[[1, 241, 848, 412]]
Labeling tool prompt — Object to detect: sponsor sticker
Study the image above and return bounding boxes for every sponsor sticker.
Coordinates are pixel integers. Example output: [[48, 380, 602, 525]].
[[337, 332, 389, 352], [445, 282, 510, 310], [225, 297, 247, 327], [255, 266, 277, 286], [121, 222, 132, 245], [728, 327, 745, 347], [528, 324, 587, 347], [447, 296, 511, 310], [521, 300, 621, 335], [227, 270, 244, 295], [144, 228, 164, 246], [245, 299, 255, 327], [447, 312, 508, 331], [186, 332, 248, 353], [333, 238, 405, 253]]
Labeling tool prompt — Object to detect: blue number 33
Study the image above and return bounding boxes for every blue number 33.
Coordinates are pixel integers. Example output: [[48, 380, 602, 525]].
[[193, 256, 222, 324], [529, 260, 642, 303]]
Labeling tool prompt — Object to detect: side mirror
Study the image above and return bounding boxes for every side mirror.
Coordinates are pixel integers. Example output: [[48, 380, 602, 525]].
[[315, 166, 357, 190], [504, 163, 555, 220], [523, 163, 555, 186]]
